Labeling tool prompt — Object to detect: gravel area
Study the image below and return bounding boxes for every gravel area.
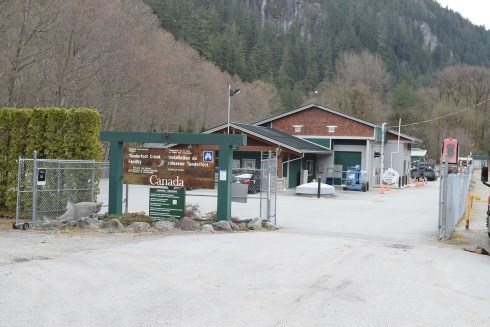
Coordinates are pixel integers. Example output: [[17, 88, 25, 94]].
[[0, 227, 190, 268], [451, 170, 490, 250]]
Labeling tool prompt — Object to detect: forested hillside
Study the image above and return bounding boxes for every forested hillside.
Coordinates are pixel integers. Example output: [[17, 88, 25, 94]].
[[144, 0, 490, 157], [0, 0, 489, 158], [145, 0, 490, 107]]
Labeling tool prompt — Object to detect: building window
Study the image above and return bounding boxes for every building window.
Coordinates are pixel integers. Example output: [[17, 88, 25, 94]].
[[293, 125, 303, 133], [306, 160, 314, 176], [327, 125, 337, 133]]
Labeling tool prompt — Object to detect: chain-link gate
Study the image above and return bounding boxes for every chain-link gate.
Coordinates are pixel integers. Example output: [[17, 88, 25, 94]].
[[167, 151, 278, 224], [438, 162, 473, 240], [15, 153, 109, 228]]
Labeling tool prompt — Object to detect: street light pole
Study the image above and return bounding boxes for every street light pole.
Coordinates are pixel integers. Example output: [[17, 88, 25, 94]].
[[227, 84, 241, 134], [381, 122, 386, 185], [227, 85, 231, 134]]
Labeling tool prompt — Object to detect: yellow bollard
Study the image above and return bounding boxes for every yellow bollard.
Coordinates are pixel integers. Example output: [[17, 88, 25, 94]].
[[465, 194, 481, 230]]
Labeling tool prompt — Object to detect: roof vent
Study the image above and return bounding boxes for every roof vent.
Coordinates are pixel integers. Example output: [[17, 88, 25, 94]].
[[327, 125, 337, 133], [293, 125, 303, 133]]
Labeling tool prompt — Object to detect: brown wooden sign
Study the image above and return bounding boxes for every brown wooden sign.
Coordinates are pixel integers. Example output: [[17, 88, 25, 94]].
[[124, 146, 216, 189]]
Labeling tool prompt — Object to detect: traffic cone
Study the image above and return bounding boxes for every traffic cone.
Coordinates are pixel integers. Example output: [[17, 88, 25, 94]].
[[415, 179, 419, 187], [380, 184, 385, 194], [387, 183, 391, 191], [408, 177, 412, 184], [421, 179, 425, 187]]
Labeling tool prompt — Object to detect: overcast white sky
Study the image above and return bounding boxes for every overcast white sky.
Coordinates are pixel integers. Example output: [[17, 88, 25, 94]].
[[436, 0, 490, 29]]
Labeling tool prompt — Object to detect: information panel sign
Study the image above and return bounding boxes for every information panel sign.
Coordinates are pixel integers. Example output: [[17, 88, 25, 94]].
[[124, 147, 215, 189], [149, 188, 185, 220]]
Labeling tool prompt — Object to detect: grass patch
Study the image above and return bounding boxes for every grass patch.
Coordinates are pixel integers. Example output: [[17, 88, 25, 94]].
[[446, 231, 469, 245]]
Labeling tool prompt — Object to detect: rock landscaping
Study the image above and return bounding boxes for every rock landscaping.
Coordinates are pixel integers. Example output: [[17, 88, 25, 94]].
[[30, 213, 278, 234]]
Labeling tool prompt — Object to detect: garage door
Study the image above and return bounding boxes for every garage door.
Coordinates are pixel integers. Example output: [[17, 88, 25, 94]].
[[334, 151, 362, 185]]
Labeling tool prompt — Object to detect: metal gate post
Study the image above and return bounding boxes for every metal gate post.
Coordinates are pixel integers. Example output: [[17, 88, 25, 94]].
[[15, 157, 22, 223], [108, 141, 124, 215], [217, 144, 233, 221], [32, 151, 38, 225]]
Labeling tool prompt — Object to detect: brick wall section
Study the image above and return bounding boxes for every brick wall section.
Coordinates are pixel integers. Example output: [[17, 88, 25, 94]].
[[269, 107, 374, 137]]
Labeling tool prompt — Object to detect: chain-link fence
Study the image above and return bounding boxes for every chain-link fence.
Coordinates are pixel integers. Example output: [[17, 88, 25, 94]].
[[121, 160, 278, 224], [16, 156, 109, 226], [16, 154, 277, 226], [438, 162, 473, 240]]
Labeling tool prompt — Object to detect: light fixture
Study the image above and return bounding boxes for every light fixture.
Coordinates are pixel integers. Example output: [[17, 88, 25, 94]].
[[227, 85, 241, 134]]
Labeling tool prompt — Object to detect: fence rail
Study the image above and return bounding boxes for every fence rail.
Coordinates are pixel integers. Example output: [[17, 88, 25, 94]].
[[438, 163, 473, 240]]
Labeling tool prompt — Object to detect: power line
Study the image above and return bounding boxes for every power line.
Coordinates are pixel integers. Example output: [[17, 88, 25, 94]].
[[390, 98, 490, 128]]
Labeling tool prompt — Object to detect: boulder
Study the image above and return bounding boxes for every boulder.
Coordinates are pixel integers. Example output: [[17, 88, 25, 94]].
[[76, 218, 91, 228], [155, 220, 176, 231], [127, 222, 150, 231], [247, 217, 263, 230], [230, 221, 239, 231], [201, 224, 215, 233], [232, 217, 252, 224], [76, 217, 101, 228], [99, 219, 124, 230], [212, 220, 232, 231], [237, 223, 249, 231], [178, 217, 201, 231], [264, 221, 278, 230]]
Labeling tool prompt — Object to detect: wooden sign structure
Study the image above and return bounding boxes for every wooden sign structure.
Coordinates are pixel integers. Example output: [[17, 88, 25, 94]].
[[100, 131, 247, 221], [124, 147, 215, 189]]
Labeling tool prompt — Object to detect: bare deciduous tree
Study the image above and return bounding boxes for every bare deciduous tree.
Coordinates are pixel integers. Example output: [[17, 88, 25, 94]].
[[0, 0, 279, 134], [433, 65, 490, 154]]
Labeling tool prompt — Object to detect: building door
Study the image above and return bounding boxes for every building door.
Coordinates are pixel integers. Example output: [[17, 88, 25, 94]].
[[334, 151, 362, 185]]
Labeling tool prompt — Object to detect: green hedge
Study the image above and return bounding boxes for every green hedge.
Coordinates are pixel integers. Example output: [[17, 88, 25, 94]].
[[0, 108, 103, 212]]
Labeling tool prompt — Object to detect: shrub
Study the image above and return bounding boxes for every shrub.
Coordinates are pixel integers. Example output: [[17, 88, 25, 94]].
[[185, 203, 201, 219]]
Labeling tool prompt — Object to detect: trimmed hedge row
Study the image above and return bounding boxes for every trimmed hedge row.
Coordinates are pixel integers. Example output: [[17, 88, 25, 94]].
[[0, 108, 103, 211]]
